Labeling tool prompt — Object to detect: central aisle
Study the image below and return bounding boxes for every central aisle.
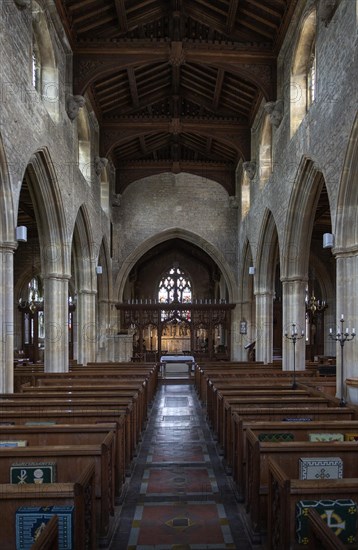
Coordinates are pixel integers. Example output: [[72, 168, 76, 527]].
[[109, 381, 254, 549]]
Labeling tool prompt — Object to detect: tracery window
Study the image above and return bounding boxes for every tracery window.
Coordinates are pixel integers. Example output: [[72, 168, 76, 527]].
[[158, 265, 192, 323], [158, 265, 192, 304], [307, 48, 316, 108]]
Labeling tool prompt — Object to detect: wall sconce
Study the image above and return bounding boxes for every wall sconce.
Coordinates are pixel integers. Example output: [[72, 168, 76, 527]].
[[249, 266, 256, 275], [323, 233, 334, 249], [96, 266, 103, 274], [16, 226, 27, 242]]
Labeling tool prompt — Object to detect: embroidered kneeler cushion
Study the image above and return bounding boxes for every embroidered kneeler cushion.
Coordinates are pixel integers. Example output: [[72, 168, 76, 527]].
[[308, 433, 344, 442], [0, 440, 27, 447], [10, 462, 57, 484], [16, 505, 74, 549], [344, 433, 358, 441], [258, 433, 294, 442], [299, 457, 343, 480], [296, 499, 357, 544]]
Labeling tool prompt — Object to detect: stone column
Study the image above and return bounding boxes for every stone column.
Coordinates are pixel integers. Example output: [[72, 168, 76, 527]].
[[335, 252, 358, 403], [77, 289, 97, 365], [231, 304, 244, 360], [255, 290, 274, 364], [43, 275, 69, 373], [281, 278, 307, 372], [0, 243, 16, 393], [97, 298, 111, 361]]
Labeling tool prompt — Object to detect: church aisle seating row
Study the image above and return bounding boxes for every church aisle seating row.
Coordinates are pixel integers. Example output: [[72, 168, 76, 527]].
[[1, 363, 158, 549], [0, 461, 96, 550], [194, 362, 358, 547]]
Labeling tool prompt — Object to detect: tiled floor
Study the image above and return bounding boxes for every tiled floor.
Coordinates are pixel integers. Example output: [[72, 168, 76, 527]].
[[109, 380, 254, 549]]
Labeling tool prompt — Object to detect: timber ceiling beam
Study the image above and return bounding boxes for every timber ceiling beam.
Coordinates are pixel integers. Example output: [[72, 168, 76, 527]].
[[100, 118, 250, 159], [73, 42, 276, 100], [226, 0, 240, 34]]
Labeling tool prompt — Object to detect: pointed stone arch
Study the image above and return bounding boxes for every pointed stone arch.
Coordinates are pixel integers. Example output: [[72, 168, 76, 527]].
[[281, 156, 326, 280], [26, 148, 70, 276], [255, 209, 280, 362], [0, 133, 15, 243], [71, 205, 97, 365], [114, 228, 238, 304], [335, 114, 358, 250]]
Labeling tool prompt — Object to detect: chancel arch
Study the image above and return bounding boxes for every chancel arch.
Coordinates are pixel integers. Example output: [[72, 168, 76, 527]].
[[116, 233, 236, 361]]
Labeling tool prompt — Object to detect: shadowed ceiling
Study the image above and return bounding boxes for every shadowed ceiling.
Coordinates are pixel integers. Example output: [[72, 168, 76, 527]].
[[55, 0, 299, 195]]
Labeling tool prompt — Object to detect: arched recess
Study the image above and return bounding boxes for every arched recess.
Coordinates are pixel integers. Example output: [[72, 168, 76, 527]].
[[0, 133, 15, 243], [114, 228, 238, 305], [335, 114, 358, 250], [255, 210, 280, 363], [96, 237, 112, 360], [0, 133, 16, 393], [77, 106, 92, 184], [236, 240, 256, 360], [16, 149, 70, 373], [71, 205, 97, 365], [259, 115, 272, 187], [290, 8, 317, 136], [281, 156, 330, 372], [281, 157, 326, 279], [32, 1, 59, 121], [334, 114, 358, 398]]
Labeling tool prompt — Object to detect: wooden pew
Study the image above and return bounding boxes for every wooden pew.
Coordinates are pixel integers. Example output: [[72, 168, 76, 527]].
[[305, 508, 346, 550], [267, 455, 358, 549], [17, 385, 147, 447], [233, 419, 358, 498], [232, 407, 356, 500], [246, 434, 358, 541], [0, 409, 126, 522], [30, 515, 58, 550], [0, 460, 96, 550], [222, 396, 347, 471], [0, 423, 123, 499], [0, 395, 137, 462], [0, 435, 115, 545]]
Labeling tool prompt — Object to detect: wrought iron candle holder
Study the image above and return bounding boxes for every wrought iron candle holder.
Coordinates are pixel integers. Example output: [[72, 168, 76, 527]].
[[285, 323, 305, 389], [329, 315, 355, 407]]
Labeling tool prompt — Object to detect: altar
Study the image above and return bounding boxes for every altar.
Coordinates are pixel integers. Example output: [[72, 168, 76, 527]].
[[160, 354, 195, 376]]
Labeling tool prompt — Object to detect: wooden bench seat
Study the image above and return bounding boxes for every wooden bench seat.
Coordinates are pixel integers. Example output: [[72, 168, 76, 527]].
[[0, 436, 115, 545], [0, 460, 96, 550], [222, 397, 347, 470], [267, 455, 358, 549], [0, 408, 127, 501], [0, 397, 137, 472], [233, 419, 358, 499], [30, 514, 59, 550], [246, 434, 358, 541]]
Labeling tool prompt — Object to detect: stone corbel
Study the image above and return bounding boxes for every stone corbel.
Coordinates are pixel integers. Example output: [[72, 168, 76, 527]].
[[14, 0, 31, 9], [229, 196, 239, 208], [112, 194, 121, 207], [243, 161, 256, 180], [318, 0, 337, 26], [264, 99, 284, 128], [94, 156, 108, 176], [66, 94, 86, 120]]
